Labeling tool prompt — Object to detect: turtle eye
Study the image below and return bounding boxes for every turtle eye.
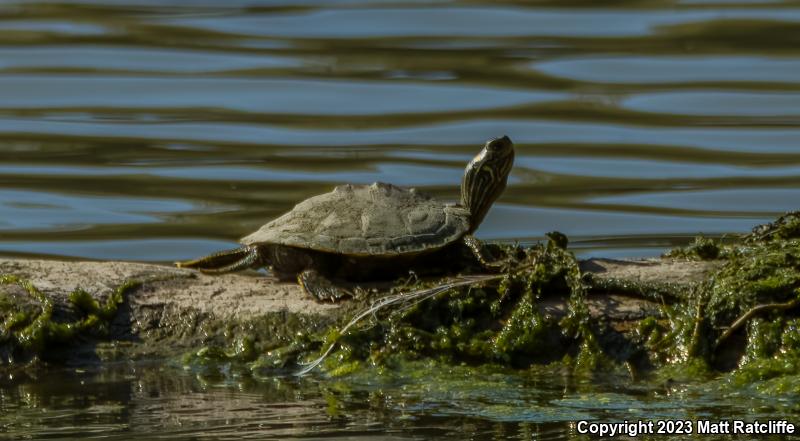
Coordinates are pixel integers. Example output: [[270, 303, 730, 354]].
[[487, 136, 512, 151]]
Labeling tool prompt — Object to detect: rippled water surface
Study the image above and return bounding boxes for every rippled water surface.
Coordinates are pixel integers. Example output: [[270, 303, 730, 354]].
[[1, 362, 797, 440], [1, 0, 799, 438], [2, 0, 799, 261]]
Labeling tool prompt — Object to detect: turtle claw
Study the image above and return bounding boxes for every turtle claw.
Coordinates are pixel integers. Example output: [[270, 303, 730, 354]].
[[463, 234, 506, 271], [176, 246, 260, 274], [297, 269, 353, 302]]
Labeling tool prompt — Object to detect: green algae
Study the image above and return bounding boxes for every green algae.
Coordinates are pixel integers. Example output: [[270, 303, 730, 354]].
[[663, 236, 724, 261], [0, 275, 140, 364], [295, 234, 600, 373], [718, 316, 800, 401], [281, 213, 800, 393], [182, 234, 600, 377], [750, 211, 800, 242], [584, 272, 688, 304], [650, 212, 800, 400], [185, 312, 336, 375]]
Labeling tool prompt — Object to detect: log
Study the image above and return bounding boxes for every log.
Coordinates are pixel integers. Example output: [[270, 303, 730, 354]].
[[0, 256, 721, 364]]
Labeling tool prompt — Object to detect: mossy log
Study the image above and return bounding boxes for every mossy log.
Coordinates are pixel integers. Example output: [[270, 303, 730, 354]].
[[0, 256, 720, 365]]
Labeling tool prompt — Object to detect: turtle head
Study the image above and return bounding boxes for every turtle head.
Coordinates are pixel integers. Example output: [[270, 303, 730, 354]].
[[460, 135, 515, 232]]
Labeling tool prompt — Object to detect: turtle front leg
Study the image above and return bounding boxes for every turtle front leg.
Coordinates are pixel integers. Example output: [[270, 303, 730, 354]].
[[176, 246, 261, 274], [463, 234, 505, 271], [297, 269, 353, 302]]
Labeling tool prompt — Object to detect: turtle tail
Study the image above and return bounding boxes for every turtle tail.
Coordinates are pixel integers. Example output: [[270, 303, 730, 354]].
[[175, 246, 260, 274]]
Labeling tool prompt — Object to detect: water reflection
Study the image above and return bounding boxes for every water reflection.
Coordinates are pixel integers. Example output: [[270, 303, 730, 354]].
[[0, 164, 465, 185], [522, 157, 800, 180], [0, 0, 797, 260], [4, 118, 800, 153], [590, 187, 800, 214], [0, 75, 563, 114], [0, 46, 304, 72], [0, 189, 197, 230], [623, 91, 800, 117], [164, 7, 800, 38], [482, 204, 764, 243], [535, 56, 800, 84], [0, 239, 235, 261], [0, 362, 795, 440], [0, 20, 108, 35]]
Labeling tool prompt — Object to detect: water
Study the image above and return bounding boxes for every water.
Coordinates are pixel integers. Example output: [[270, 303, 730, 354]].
[[1, 0, 799, 438], [3, 0, 799, 261], [1, 362, 795, 440]]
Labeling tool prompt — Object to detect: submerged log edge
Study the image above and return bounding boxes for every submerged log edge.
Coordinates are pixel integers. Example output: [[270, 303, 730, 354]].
[[0, 257, 721, 364]]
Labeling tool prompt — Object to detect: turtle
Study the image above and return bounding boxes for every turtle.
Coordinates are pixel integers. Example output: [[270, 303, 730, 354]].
[[177, 135, 515, 301]]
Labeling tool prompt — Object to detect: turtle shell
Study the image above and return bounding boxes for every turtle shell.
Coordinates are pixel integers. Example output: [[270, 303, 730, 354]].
[[241, 182, 471, 256]]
